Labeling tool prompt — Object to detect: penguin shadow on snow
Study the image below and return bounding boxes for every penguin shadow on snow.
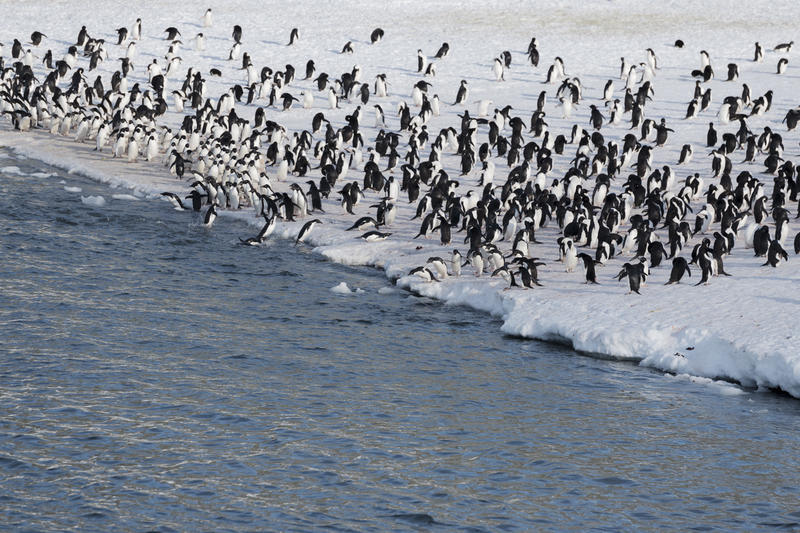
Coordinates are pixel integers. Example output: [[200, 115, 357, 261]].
[[761, 295, 800, 306]]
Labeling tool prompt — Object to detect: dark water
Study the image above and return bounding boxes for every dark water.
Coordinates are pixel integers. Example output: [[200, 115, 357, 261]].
[[2, 150, 800, 532]]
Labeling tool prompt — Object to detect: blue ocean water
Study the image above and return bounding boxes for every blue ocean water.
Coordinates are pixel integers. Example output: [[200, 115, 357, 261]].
[[1, 150, 800, 532]]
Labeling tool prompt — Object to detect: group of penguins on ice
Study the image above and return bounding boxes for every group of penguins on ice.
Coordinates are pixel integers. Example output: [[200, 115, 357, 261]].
[[1, 8, 799, 295]]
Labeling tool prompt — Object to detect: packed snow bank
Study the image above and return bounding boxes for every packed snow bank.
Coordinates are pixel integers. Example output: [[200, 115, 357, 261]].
[[1, 0, 799, 397]]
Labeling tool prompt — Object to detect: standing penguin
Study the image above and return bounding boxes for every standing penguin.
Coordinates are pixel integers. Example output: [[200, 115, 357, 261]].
[[577, 253, 599, 284], [777, 58, 789, 74], [131, 18, 142, 41], [617, 262, 645, 294], [754, 42, 763, 62], [454, 80, 468, 105], [706, 122, 717, 147], [493, 58, 505, 81], [417, 49, 427, 73], [726, 63, 739, 81], [589, 105, 604, 130], [288, 27, 299, 46]]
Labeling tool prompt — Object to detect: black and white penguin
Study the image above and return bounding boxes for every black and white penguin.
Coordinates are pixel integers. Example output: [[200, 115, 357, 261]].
[[454, 80, 468, 105], [774, 40, 794, 53], [777, 57, 789, 75], [370, 28, 384, 44], [295, 219, 322, 245], [665, 257, 691, 284], [203, 205, 217, 228], [753, 225, 771, 256], [161, 191, 187, 210], [616, 262, 644, 294], [240, 215, 276, 245], [451, 249, 462, 277], [288, 27, 299, 46], [763, 240, 789, 267], [678, 143, 693, 165], [360, 230, 391, 242], [577, 252, 599, 284], [754, 41, 763, 62], [706, 122, 717, 147]]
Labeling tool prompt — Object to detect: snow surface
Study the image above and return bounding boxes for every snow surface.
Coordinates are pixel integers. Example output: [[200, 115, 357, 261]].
[[1, 1, 800, 396]]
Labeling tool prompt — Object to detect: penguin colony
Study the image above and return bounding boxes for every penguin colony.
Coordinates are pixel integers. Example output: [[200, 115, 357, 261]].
[[1, 13, 799, 295]]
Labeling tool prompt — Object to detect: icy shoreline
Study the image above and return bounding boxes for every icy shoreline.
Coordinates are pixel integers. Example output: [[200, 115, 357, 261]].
[[3, 128, 798, 398]]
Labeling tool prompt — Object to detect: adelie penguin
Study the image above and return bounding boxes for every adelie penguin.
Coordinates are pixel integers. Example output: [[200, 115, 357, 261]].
[[203, 205, 217, 228], [665, 257, 691, 284], [360, 230, 391, 242], [763, 240, 789, 267], [288, 28, 299, 46], [240, 215, 276, 245], [616, 262, 645, 294], [577, 253, 599, 284], [370, 28, 384, 44], [454, 80, 468, 105], [295, 219, 322, 245], [777, 58, 788, 75]]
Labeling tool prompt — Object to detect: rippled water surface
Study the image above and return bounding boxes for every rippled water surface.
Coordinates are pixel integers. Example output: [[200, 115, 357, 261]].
[[2, 151, 800, 532]]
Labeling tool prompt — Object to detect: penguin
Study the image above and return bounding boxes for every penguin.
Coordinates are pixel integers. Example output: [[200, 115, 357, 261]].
[[777, 57, 789, 75], [288, 27, 299, 46], [560, 238, 578, 272], [360, 230, 391, 242], [346, 216, 378, 231], [577, 253, 599, 284], [678, 144, 693, 165], [232, 24, 243, 44], [203, 8, 213, 27], [161, 192, 188, 210], [435, 42, 450, 59], [240, 215, 276, 245], [774, 40, 794, 53], [616, 263, 643, 294], [203, 205, 217, 228], [164, 27, 181, 40], [427, 257, 449, 279], [370, 28, 384, 44], [589, 105, 604, 130], [417, 49, 427, 73], [454, 80, 468, 105], [726, 63, 738, 81], [763, 240, 789, 267], [295, 219, 322, 245], [665, 257, 691, 284], [451, 249, 462, 277], [706, 123, 717, 147], [754, 42, 763, 62], [131, 18, 142, 41], [753, 226, 771, 256], [493, 58, 505, 81], [602, 79, 614, 101], [341, 41, 354, 54], [30, 31, 46, 46]]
